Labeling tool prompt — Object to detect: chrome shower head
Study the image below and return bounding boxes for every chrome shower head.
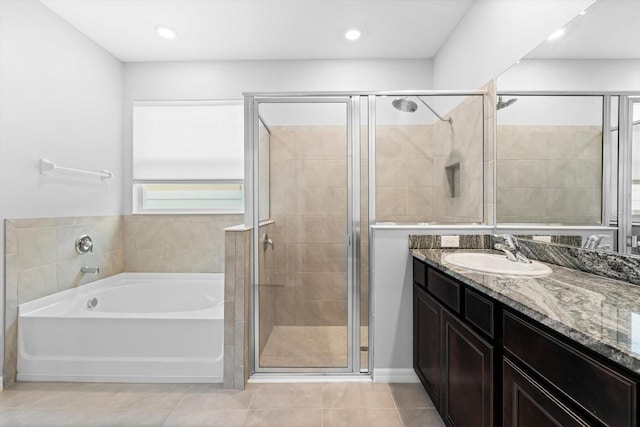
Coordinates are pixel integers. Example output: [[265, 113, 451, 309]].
[[497, 96, 517, 110], [392, 97, 418, 113]]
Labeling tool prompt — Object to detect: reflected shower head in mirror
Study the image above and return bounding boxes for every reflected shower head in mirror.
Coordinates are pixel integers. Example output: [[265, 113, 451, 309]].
[[392, 97, 418, 113], [497, 96, 518, 110], [392, 96, 452, 124]]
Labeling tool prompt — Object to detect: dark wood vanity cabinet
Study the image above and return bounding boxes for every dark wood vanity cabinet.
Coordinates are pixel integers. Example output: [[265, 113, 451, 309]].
[[503, 358, 591, 427], [442, 310, 494, 427], [414, 284, 442, 408], [413, 257, 639, 427], [413, 260, 495, 427]]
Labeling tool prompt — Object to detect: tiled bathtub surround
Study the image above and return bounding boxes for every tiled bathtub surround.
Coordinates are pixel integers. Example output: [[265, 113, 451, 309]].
[[123, 214, 242, 273], [224, 226, 251, 389], [4, 213, 239, 388], [4, 216, 124, 387], [496, 125, 602, 224]]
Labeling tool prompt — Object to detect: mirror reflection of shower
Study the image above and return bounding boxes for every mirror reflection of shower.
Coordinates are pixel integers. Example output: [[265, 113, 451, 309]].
[[392, 96, 453, 124], [497, 95, 518, 110]]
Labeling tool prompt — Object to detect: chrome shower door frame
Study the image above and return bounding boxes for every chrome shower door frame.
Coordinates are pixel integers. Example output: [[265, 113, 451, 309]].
[[245, 94, 363, 375]]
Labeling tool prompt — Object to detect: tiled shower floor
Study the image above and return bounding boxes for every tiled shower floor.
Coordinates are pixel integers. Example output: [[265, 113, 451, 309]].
[[259, 326, 369, 368], [0, 382, 445, 427]]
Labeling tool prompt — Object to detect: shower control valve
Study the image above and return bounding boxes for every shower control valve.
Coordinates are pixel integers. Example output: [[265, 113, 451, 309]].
[[75, 235, 94, 254]]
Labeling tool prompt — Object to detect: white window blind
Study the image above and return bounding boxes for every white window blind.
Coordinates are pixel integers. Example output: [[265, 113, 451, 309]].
[[133, 101, 244, 181]]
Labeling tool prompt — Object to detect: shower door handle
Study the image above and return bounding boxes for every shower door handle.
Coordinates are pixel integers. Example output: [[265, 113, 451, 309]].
[[263, 233, 274, 251]]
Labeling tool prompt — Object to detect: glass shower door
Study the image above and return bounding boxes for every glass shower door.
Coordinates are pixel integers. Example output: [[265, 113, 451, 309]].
[[252, 97, 359, 373], [630, 99, 640, 254]]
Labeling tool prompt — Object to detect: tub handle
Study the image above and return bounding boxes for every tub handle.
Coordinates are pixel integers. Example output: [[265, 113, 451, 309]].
[[76, 235, 93, 254], [87, 297, 98, 309]]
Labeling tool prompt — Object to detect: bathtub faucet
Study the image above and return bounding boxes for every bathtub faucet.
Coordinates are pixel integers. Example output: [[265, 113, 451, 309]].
[[81, 266, 100, 274]]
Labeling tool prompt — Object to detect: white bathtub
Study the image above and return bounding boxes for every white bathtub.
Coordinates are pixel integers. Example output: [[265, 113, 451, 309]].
[[17, 273, 224, 383]]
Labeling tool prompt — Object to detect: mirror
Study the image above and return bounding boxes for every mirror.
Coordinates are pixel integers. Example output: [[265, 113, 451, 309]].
[[495, 0, 640, 252]]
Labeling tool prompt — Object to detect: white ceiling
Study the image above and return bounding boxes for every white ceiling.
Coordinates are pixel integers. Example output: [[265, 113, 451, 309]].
[[39, 0, 475, 62], [526, 0, 640, 59]]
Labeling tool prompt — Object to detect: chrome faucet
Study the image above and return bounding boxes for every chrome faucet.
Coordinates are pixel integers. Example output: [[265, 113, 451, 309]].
[[81, 266, 100, 274], [493, 234, 531, 264], [582, 234, 610, 250]]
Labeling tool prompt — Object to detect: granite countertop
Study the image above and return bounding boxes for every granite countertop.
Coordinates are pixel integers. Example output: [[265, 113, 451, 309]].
[[412, 248, 640, 376]]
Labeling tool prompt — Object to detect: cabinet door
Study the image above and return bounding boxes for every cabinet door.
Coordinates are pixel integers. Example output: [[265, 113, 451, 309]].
[[503, 358, 590, 427], [414, 284, 442, 408], [442, 310, 494, 427]]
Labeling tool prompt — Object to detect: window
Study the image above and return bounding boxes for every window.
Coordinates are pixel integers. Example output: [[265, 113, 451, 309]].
[[132, 100, 244, 213]]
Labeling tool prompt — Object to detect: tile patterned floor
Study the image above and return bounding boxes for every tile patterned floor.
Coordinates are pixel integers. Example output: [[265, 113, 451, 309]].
[[0, 381, 445, 427]]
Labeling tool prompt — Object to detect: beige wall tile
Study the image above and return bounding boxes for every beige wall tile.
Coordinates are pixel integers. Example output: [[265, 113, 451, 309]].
[[5, 221, 17, 255], [17, 264, 58, 304], [16, 227, 57, 270]]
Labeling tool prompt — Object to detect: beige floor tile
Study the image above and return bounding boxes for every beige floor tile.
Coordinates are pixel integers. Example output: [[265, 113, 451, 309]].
[[322, 408, 403, 427], [81, 409, 171, 427], [108, 383, 190, 411], [2, 383, 121, 410], [398, 408, 446, 427], [388, 383, 435, 408], [250, 383, 322, 409], [161, 409, 247, 427], [0, 407, 170, 427], [244, 409, 322, 427], [321, 383, 395, 409], [174, 385, 254, 410]]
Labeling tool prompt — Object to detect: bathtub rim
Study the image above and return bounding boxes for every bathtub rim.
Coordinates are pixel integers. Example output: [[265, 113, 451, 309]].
[[19, 272, 225, 318]]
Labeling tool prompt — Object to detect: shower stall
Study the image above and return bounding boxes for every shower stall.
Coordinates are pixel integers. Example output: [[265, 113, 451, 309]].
[[244, 91, 486, 376]]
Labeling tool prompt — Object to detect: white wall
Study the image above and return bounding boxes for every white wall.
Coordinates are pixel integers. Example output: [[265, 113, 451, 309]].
[[0, 0, 123, 384], [496, 59, 640, 125], [432, 0, 595, 91], [123, 59, 433, 213], [498, 59, 640, 92], [371, 227, 491, 381]]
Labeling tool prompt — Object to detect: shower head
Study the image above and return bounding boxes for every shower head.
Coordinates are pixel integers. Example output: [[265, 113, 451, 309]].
[[497, 96, 517, 110], [392, 97, 418, 113], [392, 96, 452, 124]]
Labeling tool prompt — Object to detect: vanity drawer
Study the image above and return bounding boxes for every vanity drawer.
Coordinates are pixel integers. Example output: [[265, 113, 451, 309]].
[[427, 269, 460, 314], [503, 311, 637, 427], [464, 288, 494, 338], [413, 258, 427, 289]]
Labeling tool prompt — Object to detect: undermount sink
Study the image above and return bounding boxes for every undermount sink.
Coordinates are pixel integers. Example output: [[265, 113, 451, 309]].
[[444, 252, 552, 276]]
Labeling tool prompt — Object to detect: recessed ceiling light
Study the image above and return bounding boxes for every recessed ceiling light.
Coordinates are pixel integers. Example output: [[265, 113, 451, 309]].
[[345, 28, 361, 41], [547, 28, 565, 41], [155, 25, 176, 40]]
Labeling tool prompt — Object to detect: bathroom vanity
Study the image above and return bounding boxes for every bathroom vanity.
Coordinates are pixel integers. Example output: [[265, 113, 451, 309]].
[[412, 250, 640, 427]]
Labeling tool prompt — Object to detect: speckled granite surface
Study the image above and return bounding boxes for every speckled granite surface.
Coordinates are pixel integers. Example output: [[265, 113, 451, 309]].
[[412, 249, 640, 376], [515, 239, 640, 286]]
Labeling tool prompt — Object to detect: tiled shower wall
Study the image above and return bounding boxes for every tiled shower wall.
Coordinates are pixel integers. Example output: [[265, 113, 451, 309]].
[[4, 216, 124, 387], [3, 213, 240, 387], [432, 94, 485, 223], [375, 125, 435, 223], [268, 125, 348, 328], [496, 125, 602, 224], [376, 93, 487, 224]]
